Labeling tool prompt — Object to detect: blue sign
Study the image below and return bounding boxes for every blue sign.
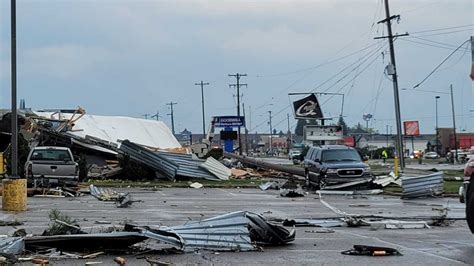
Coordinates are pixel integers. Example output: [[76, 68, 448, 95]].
[[213, 116, 245, 127]]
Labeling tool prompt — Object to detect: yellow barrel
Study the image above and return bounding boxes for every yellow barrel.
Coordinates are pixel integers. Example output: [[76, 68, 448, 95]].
[[0, 153, 5, 175], [2, 179, 27, 211]]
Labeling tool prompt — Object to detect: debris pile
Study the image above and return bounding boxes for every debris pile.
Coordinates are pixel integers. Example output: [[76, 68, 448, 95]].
[[0, 211, 295, 263]]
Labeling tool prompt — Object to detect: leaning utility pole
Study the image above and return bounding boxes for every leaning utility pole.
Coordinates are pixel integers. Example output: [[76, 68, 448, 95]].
[[166, 102, 177, 135], [229, 73, 247, 155], [195, 81, 210, 136], [151, 110, 161, 121], [450, 84, 459, 162], [268, 111, 273, 155], [375, 0, 409, 169]]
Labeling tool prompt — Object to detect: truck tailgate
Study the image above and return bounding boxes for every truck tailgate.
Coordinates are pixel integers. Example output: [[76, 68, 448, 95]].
[[31, 161, 77, 177]]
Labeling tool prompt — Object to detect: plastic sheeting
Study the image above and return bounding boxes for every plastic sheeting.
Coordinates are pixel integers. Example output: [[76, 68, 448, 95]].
[[34, 112, 181, 149]]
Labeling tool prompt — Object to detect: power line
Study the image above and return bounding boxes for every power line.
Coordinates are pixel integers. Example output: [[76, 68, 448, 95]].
[[409, 24, 474, 35], [252, 40, 385, 78], [413, 39, 470, 88], [250, 46, 385, 132], [411, 28, 474, 38], [252, 41, 386, 114], [399, 38, 470, 52]]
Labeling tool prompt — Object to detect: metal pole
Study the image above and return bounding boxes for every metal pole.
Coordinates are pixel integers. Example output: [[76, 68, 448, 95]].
[[450, 85, 458, 162], [268, 111, 272, 155], [435, 96, 440, 153], [382, 0, 405, 168], [10, 0, 18, 178]]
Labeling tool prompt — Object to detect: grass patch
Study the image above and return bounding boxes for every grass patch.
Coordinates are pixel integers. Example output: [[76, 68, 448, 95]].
[[85, 178, 265, 188]]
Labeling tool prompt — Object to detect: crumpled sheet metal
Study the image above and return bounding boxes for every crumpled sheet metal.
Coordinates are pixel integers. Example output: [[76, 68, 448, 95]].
[[24, 211, 295, 253], [199, 157, 231, 181], [89, 184, 126, 201], [401, 172, 444, 199], [134, 211, 295, 252], [0, 237, 24, 255]]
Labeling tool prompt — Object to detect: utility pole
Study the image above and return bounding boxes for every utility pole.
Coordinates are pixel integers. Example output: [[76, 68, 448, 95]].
[[142, 114, 150, 120], [287, 113, 291, 154], [229, 73, 247, 155], [450, 84, 458, 162], [166, 102, 177, 135], [195, 81, 209, 136], [375, 0, 409, 169], [435, 96, 440, 154], [268, 111, 273, 155], [10, 0, 18, 178], [151, 110, 161, 121], [243, 103, 249, 155]]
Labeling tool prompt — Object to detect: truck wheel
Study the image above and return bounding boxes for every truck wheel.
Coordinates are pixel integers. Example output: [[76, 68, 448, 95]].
[[466, 178, 474, 233]]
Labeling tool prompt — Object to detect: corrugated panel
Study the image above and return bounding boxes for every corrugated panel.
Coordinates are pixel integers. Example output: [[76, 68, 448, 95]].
[[120, 140, 223, 180], [120, 140, 177, 179], [156, 152, 220, 180], [199, 157, 231, 180], [401, 172, 444, 199]]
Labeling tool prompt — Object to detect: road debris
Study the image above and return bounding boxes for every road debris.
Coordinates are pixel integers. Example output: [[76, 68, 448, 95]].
[[368, 220, 430, 230], [401, 172, 444, 199], [89, 185, 142, 208], [113, 256, 126, 265], [283, 218, 345, 228], [341, 245, 402, 256], [189, 182, 203, 189]]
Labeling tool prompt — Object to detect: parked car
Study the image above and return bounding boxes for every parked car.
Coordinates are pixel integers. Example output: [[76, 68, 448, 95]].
[[288, 150, 302, 164], [303, 145, 373, 189], [25, 146, 79, 187], [424, 151, 439, 159], [460, 157, 474, 233]]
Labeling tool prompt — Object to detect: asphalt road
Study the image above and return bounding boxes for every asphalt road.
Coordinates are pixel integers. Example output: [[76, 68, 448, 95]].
[[1, 188, 472, 265]]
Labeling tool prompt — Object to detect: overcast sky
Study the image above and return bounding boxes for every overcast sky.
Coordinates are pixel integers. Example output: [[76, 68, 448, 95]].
[[0, 0, 473, 134]]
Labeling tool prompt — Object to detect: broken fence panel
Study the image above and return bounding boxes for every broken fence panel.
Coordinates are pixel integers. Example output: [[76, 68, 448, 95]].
[[401, 172, 444, 199]]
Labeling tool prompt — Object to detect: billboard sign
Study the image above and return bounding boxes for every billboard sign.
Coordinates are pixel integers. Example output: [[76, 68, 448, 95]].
[[304, 125, 343, 141], [292, 94, 323, 119], [213, 116, 245, 127], [403, 121, 420, 136]]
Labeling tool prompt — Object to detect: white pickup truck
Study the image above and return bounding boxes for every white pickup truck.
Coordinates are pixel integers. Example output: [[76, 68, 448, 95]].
[[25, 146, 79, 187]]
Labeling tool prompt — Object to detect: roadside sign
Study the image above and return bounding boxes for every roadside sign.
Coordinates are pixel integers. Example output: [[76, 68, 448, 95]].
[[403, 121, 420, 136], [303, 125, 343, 141], [292, 94, 323, 120], [213, 116, 245, 127]]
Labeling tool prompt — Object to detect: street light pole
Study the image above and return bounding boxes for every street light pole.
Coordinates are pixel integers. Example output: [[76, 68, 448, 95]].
[[450, 84, 458, 162], [435, 96, 440, 154]]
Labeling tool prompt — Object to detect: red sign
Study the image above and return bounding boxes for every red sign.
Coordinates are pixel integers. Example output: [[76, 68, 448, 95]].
[[403, 121, 420, 136], [342, 136, 355, 147]]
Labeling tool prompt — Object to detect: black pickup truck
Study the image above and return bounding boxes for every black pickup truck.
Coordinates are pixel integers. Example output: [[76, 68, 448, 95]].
[[303, 145, 373, 189]]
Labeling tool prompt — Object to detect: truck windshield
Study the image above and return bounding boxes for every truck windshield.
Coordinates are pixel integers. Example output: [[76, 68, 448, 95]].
[[321, 149, 361, 162], [31, 149, 71, 161]]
